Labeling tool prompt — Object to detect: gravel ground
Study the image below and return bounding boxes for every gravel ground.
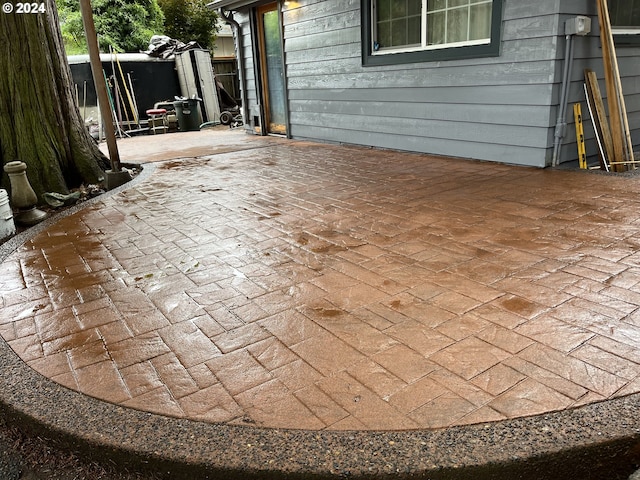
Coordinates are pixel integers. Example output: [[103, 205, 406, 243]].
[[0, 418, 160, 480]]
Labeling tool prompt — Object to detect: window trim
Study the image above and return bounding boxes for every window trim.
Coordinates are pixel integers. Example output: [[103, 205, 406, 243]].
[[609, 1, 640, 45], [361, 0, 503, 66], [612, 33, 640, 47]]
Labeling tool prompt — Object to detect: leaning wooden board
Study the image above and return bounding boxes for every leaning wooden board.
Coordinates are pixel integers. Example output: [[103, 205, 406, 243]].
[[596, 0, 634, 170], [600, 0, 635, 164], [585, 69, 614, 169]]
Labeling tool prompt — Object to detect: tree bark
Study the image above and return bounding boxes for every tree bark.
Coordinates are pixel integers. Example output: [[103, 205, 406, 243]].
[[0, 0, 109, 201]]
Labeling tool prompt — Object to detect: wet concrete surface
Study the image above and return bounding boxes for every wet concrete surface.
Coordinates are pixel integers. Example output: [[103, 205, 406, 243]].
[[2, 128, 640, 477], [102, 126, 279, 164]]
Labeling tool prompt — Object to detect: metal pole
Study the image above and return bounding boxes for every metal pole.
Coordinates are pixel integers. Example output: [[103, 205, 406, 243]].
[[127, 73, 141, 127], [78, 0, 121, 173], [109, 46, 123, 131], [82, 80, 87, 120], [551, 33, 574, 167]]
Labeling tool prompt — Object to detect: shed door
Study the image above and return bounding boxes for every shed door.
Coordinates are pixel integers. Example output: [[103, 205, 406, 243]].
[[257, 2, 287, 135]]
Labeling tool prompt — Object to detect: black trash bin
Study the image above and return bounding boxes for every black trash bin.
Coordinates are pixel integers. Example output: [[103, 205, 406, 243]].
[[173, 99, 202, 131]]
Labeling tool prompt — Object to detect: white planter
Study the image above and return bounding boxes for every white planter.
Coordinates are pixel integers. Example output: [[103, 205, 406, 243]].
[[0, 189, 16, 241]]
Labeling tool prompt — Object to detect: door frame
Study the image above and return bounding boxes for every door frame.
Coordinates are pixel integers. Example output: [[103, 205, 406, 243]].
[[253, 1, 290, 137]]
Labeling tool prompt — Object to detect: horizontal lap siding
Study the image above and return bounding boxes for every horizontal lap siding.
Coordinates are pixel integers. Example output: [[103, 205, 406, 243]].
[[282, 0, 560, 167], [602, 34, 640, 158], [606, 50, 640, 158], [557, 0, 640, 165]]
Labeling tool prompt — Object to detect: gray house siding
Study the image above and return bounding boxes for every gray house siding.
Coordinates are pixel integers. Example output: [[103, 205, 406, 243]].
[[285, 1, 557, 167], [596, 22, 640, 161], [228, 0, 639, 168], [620, 49, 640, 147], [557, 0, 640, 166]]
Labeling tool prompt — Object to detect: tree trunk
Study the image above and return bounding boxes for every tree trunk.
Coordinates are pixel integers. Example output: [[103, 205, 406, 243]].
[[0, 0, 109, 201]]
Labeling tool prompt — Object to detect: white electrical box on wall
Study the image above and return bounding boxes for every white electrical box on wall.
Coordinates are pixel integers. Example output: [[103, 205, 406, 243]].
[[565, 16, 592, 36]]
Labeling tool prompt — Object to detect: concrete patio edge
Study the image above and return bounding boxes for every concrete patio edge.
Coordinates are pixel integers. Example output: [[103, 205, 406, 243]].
[[1, 332, 640, 479], [1, 163, 640, 479]]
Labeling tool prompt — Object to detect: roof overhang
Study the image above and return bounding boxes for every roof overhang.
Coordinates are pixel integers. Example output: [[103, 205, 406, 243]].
[[206, 0, 258, 10]]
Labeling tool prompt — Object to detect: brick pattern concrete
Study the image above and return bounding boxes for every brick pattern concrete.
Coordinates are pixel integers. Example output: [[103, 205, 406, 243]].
[[2, 134, 640, 431]]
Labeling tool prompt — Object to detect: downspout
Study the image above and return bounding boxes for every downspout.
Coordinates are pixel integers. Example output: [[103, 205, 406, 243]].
[[551, 32, 575, 167], [220, 8, 249, 128]]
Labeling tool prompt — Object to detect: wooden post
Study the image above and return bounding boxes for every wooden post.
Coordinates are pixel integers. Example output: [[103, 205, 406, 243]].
[[596, 0, 623, 171], [78, 0, 121, 173], [601, 0, 635, 165], [596, 0, 634, 171]]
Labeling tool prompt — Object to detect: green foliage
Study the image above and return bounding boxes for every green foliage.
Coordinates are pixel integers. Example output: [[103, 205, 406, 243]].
[[158, 0, 219, 49], [56, 0, 165, 53]]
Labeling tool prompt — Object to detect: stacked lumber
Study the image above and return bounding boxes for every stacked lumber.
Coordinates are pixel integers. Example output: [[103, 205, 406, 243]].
[[591, 0, 635, 171]]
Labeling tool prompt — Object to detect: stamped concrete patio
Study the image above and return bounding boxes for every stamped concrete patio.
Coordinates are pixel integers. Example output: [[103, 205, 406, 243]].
[[1, 128, 640, 477]]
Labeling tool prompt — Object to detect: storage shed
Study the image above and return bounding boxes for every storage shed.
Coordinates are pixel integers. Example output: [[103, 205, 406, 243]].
[[208, 0, 640, 168]]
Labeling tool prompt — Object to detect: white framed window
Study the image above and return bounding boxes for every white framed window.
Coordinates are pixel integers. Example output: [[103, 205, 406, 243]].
[[609, 0, 640, 35], [362, 0, 503, 66], [373, 0, 493, 54]]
